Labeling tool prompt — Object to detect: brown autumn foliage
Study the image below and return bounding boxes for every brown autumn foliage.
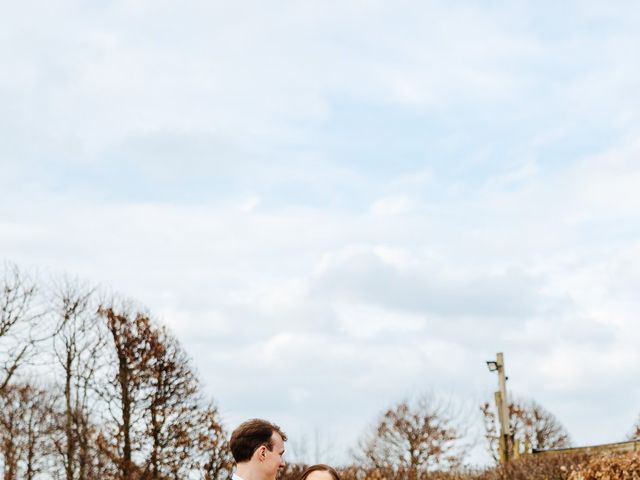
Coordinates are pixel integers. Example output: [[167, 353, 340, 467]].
[[485, 453, 591, 480], [5, 263, 640, 480], [334, 466, 474, 480], [568, 452, 640, 480], [197, 405, 234, 480], [277, 464, 471, 480], [0, 384, 57, 480], [99, 305, 159, 479], [1, 264, 231, 480], [98, 305, 232, 480], [279, 452, 592, 480], [481, 397, 571, 461], [355, 394, 465, 476]]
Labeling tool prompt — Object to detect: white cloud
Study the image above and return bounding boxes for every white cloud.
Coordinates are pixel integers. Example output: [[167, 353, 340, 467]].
[[370, 195, 415, 216], [4, 0, 640, 466]]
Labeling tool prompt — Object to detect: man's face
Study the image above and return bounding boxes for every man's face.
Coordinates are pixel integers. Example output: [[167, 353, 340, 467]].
[[262, 432, 285, 480]]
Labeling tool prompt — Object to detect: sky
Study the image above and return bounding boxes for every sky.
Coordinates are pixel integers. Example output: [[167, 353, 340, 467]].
[[3, 0, 640, 466]]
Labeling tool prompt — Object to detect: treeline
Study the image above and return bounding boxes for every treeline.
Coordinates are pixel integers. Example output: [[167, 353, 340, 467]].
[[280, 452, 592, 480], [0, 263, 574, 479], [0, 265, 231, 480], [4, 262, 639, 480]]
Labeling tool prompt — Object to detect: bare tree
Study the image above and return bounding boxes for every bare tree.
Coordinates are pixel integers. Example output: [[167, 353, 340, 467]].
[[0, 264, 45, 392], [355, 394, 465, 476], [142, 326, 200, 480], [97, 303, 231, 480], [193, 404, 233, 480], [0, 383, 56, 480], [627, 415, 640, 440], [0, 264, 233, 480], [287, 429, 336, 466], [138, 326, 232, 480], [50, 279, 106, 480], [481, 396, 571, 461]]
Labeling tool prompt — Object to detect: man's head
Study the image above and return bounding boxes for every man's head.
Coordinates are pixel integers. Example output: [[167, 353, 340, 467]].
[[230, 419, 287, 480]]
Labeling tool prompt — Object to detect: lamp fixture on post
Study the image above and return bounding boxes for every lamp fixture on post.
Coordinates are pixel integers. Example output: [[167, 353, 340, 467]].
[[486, 360, 498, 372]]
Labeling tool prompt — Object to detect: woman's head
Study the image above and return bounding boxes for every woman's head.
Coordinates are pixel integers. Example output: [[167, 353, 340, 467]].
[[298, 464, 340, 480]]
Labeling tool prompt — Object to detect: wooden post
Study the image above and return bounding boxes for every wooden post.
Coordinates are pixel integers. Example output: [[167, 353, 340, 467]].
[[497, 352, 511, 461], [490, 352, 511, 463], [494, 391, 507, 463]]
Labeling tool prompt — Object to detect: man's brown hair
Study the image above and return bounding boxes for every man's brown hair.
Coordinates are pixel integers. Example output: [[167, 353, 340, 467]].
[[230, 418, 287, 463]]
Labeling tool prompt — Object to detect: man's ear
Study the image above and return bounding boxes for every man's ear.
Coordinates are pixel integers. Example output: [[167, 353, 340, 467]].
[[256, 445, 267, 461]]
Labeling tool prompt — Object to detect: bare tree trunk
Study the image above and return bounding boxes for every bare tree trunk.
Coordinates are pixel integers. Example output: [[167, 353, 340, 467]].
[[25, 418, 36, 480], [65, 348, 75, 480], [117, 347, 132, 480], [3, 435, 18, 480], [51, 281, 102, 480], [150, 404, 159, 479]]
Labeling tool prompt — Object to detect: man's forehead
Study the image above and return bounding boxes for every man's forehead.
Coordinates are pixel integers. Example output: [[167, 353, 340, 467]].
[[271, 432, 285, 447]]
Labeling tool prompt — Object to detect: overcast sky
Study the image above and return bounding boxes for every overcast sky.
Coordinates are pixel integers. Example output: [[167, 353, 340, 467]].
[[3, 0, 640, 466]]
